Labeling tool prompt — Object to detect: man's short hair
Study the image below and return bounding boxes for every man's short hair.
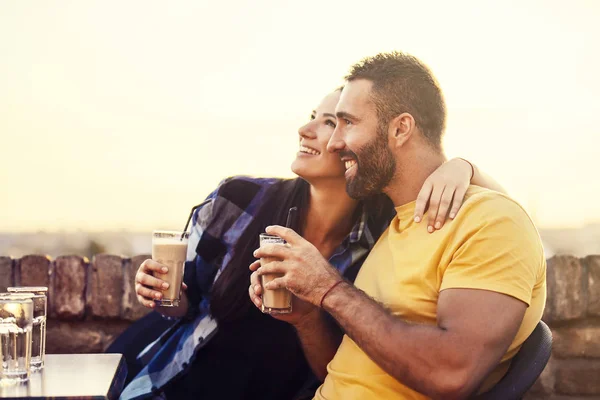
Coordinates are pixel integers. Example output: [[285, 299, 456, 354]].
[[345, 51, 446, 150]]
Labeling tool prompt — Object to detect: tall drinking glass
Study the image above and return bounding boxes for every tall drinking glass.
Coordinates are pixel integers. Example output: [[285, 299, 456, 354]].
[[259, 234, 292, 314], [6, 286, 48, 371], [0, 296, 33, 384], [2, 291, 47, 371], [152, 231, 189, 307]]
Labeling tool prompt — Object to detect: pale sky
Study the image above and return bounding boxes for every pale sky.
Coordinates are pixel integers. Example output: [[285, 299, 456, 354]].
[[0, 0, 598, 232]]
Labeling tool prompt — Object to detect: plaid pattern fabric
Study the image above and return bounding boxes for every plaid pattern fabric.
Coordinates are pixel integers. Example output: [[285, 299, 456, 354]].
[[120, 176, 389, 400]]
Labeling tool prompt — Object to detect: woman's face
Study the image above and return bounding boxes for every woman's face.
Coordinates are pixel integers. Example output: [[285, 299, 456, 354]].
[[291, 90, 346, 182]]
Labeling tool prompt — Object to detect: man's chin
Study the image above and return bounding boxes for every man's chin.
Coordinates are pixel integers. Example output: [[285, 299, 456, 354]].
[[346, 179, 369, 200]]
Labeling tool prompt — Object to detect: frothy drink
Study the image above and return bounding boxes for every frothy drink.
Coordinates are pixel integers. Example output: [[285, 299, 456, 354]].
[[259, 234, 292, 314], [152, 231, 189, 307]]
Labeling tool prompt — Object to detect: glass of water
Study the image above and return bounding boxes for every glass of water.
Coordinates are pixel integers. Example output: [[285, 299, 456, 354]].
[[7, 287, 47, 371], [0, 296, 33, 384]]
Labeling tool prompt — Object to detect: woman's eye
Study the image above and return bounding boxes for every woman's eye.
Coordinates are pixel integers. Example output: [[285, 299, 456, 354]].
[[325, 120, 336, 128], [309, 114, 316, 121]]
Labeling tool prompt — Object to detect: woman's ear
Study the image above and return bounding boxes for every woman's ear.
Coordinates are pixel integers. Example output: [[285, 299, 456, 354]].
[[388, 113, 415, 148]]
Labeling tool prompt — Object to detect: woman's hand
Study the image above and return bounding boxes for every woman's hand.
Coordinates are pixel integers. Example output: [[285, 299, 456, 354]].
[[135, 259, 187, 308], [414, 158, 473, 232]]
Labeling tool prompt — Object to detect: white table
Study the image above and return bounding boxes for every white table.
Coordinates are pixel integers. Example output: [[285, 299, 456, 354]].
[[0, 354, 127, 399]]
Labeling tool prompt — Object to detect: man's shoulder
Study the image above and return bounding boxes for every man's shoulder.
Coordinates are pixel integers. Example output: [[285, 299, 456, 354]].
[[459, 185, 535, 226]]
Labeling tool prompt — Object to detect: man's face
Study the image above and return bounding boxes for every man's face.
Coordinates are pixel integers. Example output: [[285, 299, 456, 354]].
[[327, 79, 396, 199]]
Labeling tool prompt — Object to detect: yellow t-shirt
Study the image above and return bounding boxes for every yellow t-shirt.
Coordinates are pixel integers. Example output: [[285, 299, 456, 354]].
[[315, 186, 547, 400]]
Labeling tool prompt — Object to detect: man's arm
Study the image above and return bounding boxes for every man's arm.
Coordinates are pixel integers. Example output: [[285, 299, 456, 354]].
[[249, 263, 342, 380], [293, 310, 343, 381], [322, 284, 526, 399]]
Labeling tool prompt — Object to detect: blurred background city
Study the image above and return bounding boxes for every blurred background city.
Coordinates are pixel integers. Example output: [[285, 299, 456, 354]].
[[1, 0, 598, 259]]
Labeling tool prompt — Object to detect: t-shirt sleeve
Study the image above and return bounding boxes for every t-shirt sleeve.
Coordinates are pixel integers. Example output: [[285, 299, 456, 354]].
[[439, 196, 544, 306]]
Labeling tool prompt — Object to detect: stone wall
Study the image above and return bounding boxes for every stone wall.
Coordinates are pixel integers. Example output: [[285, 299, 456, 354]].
[[0, 253, 599, 397], [0, 254, 151, 353], [525, 255, 600, 399]]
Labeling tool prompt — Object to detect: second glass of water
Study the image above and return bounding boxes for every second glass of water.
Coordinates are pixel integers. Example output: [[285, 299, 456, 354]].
[[7, 287, 48, 371]]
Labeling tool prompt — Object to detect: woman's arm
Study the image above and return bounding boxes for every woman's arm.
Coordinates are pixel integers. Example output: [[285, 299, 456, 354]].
[[469, 160, 506, 194], [414, 158, 507, 232]]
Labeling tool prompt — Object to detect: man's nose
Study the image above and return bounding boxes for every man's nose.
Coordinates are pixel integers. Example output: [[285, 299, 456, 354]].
[[327, 126, 345, 153]]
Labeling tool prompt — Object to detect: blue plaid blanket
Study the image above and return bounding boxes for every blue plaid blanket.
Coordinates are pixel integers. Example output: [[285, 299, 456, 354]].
[[120, 176, 389, 399]]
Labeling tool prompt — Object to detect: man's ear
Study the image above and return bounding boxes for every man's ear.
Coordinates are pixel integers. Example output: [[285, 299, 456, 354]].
[[388, 113, 415, 148]]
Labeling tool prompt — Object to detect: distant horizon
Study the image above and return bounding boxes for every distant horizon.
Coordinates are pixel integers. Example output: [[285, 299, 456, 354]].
[[3, 217, 600, 233]]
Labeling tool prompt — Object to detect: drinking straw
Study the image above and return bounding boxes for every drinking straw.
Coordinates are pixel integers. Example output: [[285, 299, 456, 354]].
[[285, 207, 298, 230], [180, 198, 212, 241]]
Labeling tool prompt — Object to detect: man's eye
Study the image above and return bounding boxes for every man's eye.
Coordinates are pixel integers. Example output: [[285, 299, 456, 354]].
[[345, 119, 352, 125], [325, 120, 336, 128]]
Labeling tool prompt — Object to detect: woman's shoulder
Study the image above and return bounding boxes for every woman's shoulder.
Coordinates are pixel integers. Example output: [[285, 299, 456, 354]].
[[214, 175, 301, 204]]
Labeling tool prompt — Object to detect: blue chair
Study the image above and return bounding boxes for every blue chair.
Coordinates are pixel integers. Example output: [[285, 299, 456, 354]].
[[474, 320, 553, 400]]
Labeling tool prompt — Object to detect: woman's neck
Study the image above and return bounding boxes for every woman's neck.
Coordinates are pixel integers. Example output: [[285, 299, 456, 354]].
[[301, 180, 359, 253]]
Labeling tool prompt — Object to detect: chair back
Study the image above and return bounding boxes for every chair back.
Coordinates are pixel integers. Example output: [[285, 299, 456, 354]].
[[474, 320, 552, 400]]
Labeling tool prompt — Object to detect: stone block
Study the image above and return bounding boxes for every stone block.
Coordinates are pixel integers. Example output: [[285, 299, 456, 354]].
[[45, 320, 132, 354], [53, 255, 88, 320], [87, 254, 124, 318], [18, 254, 51, 288], [100, 321, 135, 352], [555, 358, 600, 395], [545, 256, 585, 322], [586, 256, 600, 316], [45, 321, 104, 353], [122, 254, 152, 321], [0, 256, 14, 292], [527, 356, 555, 394], [553, 326, 600, 358]]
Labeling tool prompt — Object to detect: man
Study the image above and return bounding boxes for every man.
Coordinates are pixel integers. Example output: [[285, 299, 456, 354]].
[[251, 52, 546, 399]]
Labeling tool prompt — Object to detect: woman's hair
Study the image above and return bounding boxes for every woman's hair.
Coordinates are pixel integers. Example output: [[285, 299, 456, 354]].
[[210, 178, 309, 323], [209, 177, 395, 323]]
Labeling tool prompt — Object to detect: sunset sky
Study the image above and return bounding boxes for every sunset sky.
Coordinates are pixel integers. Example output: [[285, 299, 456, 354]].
[[1, 0, 598, 232]]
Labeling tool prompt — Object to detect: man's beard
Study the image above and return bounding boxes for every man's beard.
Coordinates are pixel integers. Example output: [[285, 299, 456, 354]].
[[344, 123, 396, 199]]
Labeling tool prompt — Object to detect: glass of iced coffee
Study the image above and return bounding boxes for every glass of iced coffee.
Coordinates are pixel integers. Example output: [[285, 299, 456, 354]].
[[259, 233, 292, 314], [152, 230, 189, 307]]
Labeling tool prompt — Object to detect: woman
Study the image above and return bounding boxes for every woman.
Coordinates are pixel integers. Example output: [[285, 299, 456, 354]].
[[121, 88, 505, 400]]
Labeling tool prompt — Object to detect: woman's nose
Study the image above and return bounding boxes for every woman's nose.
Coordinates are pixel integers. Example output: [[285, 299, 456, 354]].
[[298, 121, 317, 139]]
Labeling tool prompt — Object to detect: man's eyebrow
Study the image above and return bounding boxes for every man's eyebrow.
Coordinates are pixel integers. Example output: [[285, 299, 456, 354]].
[[336, 111, 359, 121]]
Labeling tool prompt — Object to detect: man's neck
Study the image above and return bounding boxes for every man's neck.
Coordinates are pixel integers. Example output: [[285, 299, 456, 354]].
[[384, 149, 447, 207], [302, 179, 359, 247]]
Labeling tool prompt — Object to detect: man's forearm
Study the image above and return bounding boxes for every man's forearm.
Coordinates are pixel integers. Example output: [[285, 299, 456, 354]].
[[321, 282, 477, 399], [294, 310, 343, 381]]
